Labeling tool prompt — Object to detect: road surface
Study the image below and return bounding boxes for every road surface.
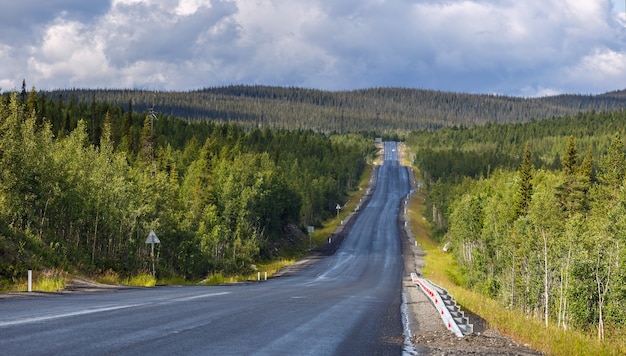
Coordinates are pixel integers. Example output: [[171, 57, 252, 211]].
[[0, 142, 410, 355]]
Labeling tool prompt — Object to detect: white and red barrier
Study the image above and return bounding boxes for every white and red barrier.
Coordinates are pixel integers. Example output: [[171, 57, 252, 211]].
[[411, 272, 472, 337]]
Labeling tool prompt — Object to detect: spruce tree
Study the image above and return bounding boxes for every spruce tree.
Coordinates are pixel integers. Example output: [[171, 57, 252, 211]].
[[562, 135, 578, 176], [513, 142, 533, 218]]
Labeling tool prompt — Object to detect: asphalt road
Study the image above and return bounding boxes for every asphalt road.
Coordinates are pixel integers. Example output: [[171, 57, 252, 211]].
[[0, 142, 410, 356]]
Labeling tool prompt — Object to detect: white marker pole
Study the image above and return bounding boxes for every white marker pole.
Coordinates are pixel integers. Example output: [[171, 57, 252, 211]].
[[28, 270, 32, 292]]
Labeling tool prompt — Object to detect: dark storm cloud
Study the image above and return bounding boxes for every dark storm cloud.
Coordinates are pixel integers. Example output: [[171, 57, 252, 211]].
[[1, 0, 625, 96], [0, 0, 109, 43]]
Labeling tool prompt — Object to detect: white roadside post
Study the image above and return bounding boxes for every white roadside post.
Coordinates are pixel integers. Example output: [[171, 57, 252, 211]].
[[28, 270, 32, 292], [307, 226, 314, 251], [145, 230, 160, 277]]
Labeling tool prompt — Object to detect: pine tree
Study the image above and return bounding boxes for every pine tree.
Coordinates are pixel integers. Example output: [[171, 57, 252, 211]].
[[562, 135, 578, 176], [598, 134, 625, 197], [513, 142, 533, 218]]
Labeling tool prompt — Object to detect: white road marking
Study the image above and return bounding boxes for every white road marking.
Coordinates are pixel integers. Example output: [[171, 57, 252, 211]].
[[172, 291, 230, 302], [0, 304, 143, 327], [0, 291, 231, 327]]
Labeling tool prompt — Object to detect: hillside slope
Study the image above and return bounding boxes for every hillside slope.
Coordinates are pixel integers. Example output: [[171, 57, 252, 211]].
[[44, 86, 626, 134]]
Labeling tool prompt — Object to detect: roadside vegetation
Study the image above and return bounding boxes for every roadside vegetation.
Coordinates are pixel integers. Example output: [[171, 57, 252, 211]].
[[0, 87, 377, 289], [405, 111, 626, 354], [407, 183, 623, 355]]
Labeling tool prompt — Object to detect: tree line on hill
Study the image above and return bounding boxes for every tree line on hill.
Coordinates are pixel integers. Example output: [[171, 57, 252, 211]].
[[36, 84, 626, 134], [407, 110, 626, 341], [0, 87, 374, 284]]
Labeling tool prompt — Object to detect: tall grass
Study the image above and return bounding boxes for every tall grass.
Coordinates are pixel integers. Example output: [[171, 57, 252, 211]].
[[97, 269, 120, 284], [406, 165, 626, 356], [125, 273, 156, 287], [36, 270, 66, 292], [3, 269, 67, 292], [96, 269, 156, 287], [445, 285, 623, 356]]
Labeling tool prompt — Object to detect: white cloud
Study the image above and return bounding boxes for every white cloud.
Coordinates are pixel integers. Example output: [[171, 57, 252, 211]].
[[0, 0, 625, 95], [175, 0, 212, 16], [26, 18, 110, 87], [562, 49, 626, 92]]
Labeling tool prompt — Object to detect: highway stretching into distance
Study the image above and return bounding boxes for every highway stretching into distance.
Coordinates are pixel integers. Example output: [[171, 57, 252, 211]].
[[0, 142, 410, 355]]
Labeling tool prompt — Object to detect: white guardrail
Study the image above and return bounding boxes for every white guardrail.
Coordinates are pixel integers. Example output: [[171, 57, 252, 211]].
[[410, 272, 473, 337]]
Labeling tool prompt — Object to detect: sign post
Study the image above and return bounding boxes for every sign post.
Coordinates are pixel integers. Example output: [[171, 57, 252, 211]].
[[145, 230, 160, 277]]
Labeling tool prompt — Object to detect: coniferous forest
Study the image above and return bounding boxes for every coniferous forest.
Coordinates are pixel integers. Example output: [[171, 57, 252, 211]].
[[46, 85, 626, 133]]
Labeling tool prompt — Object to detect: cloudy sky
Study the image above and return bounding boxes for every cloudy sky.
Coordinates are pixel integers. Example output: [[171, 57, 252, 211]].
[[1, 0, 625, 97]]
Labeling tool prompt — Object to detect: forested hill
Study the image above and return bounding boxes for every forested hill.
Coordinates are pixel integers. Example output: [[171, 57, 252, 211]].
[[43, 86, 626, 134]]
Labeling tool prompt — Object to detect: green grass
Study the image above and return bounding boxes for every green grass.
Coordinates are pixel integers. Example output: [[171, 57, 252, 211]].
[[2, 269, 67, 292], [97, 269, 121, 284], [125, 273, 157, 287], [157, 276, 196, 285], [444, 284, 624, 355], [97, 269, 157, 287], [201, 259, 297, 285], [203, 273, 227, 285], [34, 270, 66, 292], [250, 259, 295, 277], [36, 275, 66, 292], [405, 164, 626, 356]]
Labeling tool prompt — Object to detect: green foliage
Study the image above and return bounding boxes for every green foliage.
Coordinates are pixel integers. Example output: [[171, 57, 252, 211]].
[[126, 273, 156, 287], [562, 136, 578, 176], [97, 269, 120, 285], [513, 143, 534, 218], [35, 270, 66, 292], [204, 273, 225, 286], [409, 111, 626, 343], [0, 88, 369, 283]]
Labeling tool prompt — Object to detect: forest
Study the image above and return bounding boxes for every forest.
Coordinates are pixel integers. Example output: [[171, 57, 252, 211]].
[[46, 85, 626, 134], [3, 80, 626, 342], [406, 110, 626, 340], [0, 86, 374, 284]]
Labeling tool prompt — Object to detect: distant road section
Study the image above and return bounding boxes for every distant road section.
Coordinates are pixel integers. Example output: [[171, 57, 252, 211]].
[[0, 142, 409, 355]]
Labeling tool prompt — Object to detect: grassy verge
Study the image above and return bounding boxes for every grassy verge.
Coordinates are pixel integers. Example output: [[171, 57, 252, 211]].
[[201, 259, 296, 285], [125, 273, 156, 287], [2, 269, 67, 292], [96, 269, 156, 287], [405, 165, 625, 356]]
